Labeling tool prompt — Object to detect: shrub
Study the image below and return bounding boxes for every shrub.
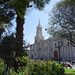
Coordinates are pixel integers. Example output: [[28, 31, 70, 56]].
[[0, 58, 4, 75], [12, 56, 29, 73], [24, 60, 65, 75]]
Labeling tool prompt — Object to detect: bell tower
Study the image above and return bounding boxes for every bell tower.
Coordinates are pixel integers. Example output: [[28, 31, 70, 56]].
[[35, 20, 44, 43]]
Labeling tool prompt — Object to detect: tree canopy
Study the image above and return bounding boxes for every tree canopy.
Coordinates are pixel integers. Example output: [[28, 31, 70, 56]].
[[0, 1, 51, 74], [47, 0, 75, 46], [0, 34, 15, 58], [0, 0, 50, 56], [0, 0, 50, 38], [0, 0, 50, 20], [0, 34, 28, 75]]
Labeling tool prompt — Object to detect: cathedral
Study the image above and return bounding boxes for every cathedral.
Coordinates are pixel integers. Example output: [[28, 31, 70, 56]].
[[29, 20, 75, 61]]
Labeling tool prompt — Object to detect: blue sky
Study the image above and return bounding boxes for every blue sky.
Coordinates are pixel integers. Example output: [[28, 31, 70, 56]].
[[11, 0, 61, 44], [24, 0, 61, 44]]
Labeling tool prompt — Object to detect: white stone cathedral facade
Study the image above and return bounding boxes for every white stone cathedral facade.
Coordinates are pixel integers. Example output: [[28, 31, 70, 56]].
[[29, 20, 75, 61]]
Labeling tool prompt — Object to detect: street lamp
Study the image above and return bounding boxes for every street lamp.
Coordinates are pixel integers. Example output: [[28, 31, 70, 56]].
[[55, 41, 63, 64]]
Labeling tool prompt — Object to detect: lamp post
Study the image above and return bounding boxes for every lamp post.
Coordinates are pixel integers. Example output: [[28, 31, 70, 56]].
[[55, 41, 63, 64]]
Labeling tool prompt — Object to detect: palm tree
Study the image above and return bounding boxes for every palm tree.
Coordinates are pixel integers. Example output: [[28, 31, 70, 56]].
[[12, 0, 50, 45], [0, 0, 50, 56]]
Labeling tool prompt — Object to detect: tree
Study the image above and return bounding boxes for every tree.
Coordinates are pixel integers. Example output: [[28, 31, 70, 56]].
[[47, 0, 75, 46], [0, 34, 16, 75], [11, 0, 51, 56], [0, 34, 28, 75], [0, 0, 50, 56], [0, 0, 15, 40]]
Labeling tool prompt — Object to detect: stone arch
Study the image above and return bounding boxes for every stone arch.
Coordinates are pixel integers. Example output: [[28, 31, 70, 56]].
[[54, 50, 58, 60]]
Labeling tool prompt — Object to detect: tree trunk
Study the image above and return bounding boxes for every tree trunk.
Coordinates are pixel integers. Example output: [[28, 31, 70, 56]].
[[4, 61, 7, 75], [8, 66, 11, 75], [16, 15, 24, 56]]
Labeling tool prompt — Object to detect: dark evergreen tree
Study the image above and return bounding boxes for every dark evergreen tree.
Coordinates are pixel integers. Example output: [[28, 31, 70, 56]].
[[0, 34, 15, 75], [0, 34, 28, 75]]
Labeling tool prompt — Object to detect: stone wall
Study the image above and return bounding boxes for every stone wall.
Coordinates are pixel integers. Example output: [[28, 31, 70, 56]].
[[29, 38, 75, 61]]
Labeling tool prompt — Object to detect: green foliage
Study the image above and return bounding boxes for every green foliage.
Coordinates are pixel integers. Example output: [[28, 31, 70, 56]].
[[32, 0, 50, 10], [0, 34, 29, 74], [23, 50, 29, 57], [46, 24, 63, 38], [0, 0, 15, 38], [10, 0, 27, 19], [0, 34, 15, 57], [0, 34, 16, 75], [57, 0, 75, 7], [16, 56, 29, 64], [0, 0, 15, 24], [12, 56, 29, 73], [0, 0, 50, 57], [0, 34, 28, 57], [47, 0, 75, 40], [23, 60, 65, 75], [10, 0, 50, 19], [0, 59, 4, 75]]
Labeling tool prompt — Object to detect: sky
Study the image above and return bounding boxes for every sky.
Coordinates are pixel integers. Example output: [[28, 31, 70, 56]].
[[11, 0, 61, 44], [24, 0, 61, 44]]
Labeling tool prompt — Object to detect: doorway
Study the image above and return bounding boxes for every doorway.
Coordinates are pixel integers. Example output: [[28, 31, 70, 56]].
[[54, 50, 58, 60]]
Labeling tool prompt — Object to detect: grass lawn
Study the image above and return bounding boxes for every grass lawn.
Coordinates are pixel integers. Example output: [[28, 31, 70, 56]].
[[65, 68, 75, 75]]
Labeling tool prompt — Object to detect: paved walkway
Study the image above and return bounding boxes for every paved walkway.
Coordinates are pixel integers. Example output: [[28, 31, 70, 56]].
[[72, 65, 75, 69]]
